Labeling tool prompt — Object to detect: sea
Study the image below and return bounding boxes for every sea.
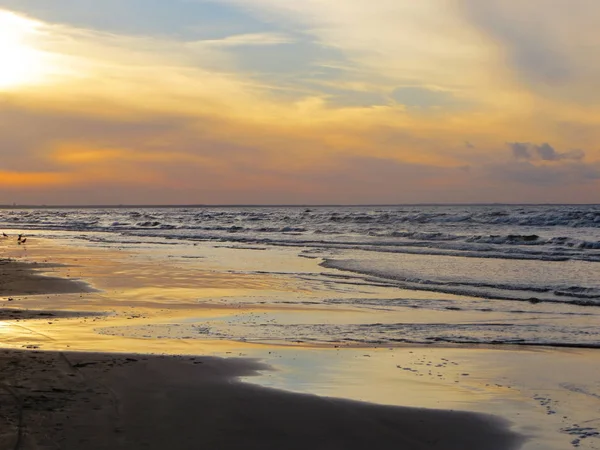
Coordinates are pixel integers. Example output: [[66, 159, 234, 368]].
[[2, 204, 600, 349]]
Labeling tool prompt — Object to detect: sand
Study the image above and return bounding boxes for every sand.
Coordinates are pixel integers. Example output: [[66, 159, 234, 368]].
[[0, 257, 93, 323], [0, 258, 90, 297], [0, 257, 524, 449], [0, 349, 522, 450]]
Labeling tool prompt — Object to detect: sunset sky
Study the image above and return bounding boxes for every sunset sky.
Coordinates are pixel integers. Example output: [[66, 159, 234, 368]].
[[1, 0, 599, 204]]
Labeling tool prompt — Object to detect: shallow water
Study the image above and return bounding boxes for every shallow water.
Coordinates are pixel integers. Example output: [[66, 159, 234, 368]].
[[2, 204, 600, 348]]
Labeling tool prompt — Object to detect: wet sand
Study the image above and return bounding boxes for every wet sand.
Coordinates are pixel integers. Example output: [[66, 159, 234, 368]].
[[0, 247, 525, 449], [0, 349, 521, 450], [0, 258, 90, 297]]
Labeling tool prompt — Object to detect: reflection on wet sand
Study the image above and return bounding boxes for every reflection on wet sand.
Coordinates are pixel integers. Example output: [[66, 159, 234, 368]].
[[1, 237, 599, 449]]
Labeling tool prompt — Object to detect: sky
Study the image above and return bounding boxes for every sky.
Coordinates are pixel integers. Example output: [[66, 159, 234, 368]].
[[0, 0, 599, 205]]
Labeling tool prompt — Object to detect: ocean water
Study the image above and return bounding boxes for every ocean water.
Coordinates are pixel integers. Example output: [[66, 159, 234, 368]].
[[2, 205, 600, 348]]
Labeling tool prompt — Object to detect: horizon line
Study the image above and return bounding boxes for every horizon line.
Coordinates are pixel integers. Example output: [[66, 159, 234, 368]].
[[0, 203, 599, 209]]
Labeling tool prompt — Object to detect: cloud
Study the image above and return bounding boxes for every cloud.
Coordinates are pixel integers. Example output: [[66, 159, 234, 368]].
[[205, 0, 492, 93], [459, 0, 600, 104], [0, 170, 72, 187], [486, 160, 600, 187], [0, 0, 272, 39], [509, 142, 531, 160], [461, 1, 572, 84], [488, 142, 600, 195], [1, 5, 600, 204], [508, 142, 585, 162], [391, 87, 466, 109], [198, 32, 293, 47]]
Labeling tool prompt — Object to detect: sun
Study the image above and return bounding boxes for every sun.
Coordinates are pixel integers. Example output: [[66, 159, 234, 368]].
[[0, 11, 49, 90]]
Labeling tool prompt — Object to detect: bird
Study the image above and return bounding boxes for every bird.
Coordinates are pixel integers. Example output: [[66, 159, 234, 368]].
[[17, 234, 23, 241], [2, 233, 7, 238], [19, 238, 27, 245]]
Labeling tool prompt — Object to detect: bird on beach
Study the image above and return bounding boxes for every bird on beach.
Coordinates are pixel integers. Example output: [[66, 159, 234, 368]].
[[19, 238, 27, 245], [2, 233, 7, 238]]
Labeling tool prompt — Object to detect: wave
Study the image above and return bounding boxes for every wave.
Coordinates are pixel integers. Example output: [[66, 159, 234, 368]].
[[321, 297, 596, 315], [1, 206, 599, 264], [320, 259, 600, 306], [98, 321, 600, 350]]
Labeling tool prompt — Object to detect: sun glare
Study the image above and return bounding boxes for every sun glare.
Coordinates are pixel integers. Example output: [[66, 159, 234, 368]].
[[0, 11, 50, 89]]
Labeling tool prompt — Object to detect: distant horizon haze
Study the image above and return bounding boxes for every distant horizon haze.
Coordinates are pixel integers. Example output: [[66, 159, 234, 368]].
[[1, 203, 599, 209]]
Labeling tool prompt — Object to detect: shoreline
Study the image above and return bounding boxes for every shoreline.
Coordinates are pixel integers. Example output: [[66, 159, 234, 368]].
[[0, 243, 528, 449], [2, 254, 598, 352]]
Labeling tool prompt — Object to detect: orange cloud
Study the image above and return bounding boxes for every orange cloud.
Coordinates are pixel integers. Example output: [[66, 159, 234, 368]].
[[1, 5, 599, 204], [52, 143, 214, 166], [0, 170, 75, 187]]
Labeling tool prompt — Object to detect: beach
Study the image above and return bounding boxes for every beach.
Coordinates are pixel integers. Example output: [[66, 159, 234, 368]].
[[0, 206, 599, 449], [0, 252, 522, 450], [3, 0, 600, 447]]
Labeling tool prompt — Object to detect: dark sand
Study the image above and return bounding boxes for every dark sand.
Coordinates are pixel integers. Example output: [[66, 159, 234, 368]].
[[0, 258, 523, 450], [0, 308, 91, 321], [0, 259, 90, 297], [0, 258, 94, 322], [0, 350, 523, 450]]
